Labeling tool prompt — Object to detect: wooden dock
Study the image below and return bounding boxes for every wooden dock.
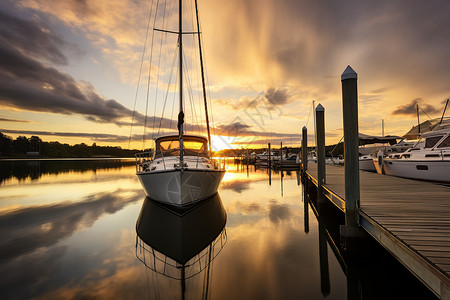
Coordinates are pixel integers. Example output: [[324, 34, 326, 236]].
[[305, 164, 450, 299]]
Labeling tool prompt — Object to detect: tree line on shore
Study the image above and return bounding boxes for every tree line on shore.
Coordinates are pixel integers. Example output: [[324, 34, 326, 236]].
[[0, 132, 345, 158], [0, 132, 138, 158]]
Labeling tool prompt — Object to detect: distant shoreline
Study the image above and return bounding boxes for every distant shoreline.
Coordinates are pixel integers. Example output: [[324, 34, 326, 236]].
[[0, 157, 135, 161]]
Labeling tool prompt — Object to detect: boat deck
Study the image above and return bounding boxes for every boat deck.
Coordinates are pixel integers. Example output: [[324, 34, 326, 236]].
[[305, 164, 450, 298]]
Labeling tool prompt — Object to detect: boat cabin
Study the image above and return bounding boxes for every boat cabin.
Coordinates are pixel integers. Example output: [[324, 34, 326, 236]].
[[154, 135, 209, 158]]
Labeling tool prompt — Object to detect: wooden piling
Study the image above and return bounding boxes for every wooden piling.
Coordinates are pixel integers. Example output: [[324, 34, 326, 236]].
[[316, 104, 326, 196], [341, 65, 360, 227], [302, 126, 308, 173], [268, 143, 271, 168], [280, 142, 283, 170]]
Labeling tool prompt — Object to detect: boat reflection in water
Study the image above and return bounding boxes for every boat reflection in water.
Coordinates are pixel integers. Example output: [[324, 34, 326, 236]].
[[135, 192, 227, 299]]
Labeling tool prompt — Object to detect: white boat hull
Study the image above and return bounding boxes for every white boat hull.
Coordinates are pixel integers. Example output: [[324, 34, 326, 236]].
[[383, 159, 450, 183], [137, 169, 225, 206], [359, 156, 376, 172]]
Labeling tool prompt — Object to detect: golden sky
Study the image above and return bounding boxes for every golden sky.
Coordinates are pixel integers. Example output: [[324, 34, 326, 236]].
[[0, 0, 449, 149]]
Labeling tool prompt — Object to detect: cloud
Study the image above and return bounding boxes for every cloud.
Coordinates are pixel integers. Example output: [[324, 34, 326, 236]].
[[0, 118, 30, 123], [265, 87, 290, 105], [391, 98, 441, 117], [0, 9, 70, 65], [216, 87, 293, 111], [0, 16, 143, 126]]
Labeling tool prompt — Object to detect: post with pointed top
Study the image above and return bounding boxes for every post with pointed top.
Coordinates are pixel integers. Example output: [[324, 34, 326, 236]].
[[302, 126, 308, 174], [341, 65, 360, 228], [316, 104, 326, 199]]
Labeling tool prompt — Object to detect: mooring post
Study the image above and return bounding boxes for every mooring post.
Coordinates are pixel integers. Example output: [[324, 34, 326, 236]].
[[341, 65, 361, 228], [268, 143, 271, 169], [316, 104, 326, 198], [280, 142, 283, 171], [302, 126, 308, 174]]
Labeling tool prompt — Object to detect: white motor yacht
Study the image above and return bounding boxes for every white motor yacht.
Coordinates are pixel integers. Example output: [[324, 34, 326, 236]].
[[382, 124, 450, 183]]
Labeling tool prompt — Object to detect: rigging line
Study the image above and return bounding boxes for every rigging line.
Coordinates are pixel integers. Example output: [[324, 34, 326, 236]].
[[440, 99, 449, 124], [194, 0, 211, 150], [330, 135, 344, 156], [152, 0, 168, 142], [170, 72, 177, 135], [193, 31, 203, 135], [305, 100, 313, 127], [418, 105, 432, 120], [143, 0, 161, 150], [183, 48, 201, 135], [200, 30, 216, 140], [128, 0, 154, 149], [158, 45, 179, 136]]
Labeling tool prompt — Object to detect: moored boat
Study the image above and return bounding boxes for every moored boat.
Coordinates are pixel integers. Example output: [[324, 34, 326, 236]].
[[136, 135, 225, 206], [382, 121, 450, 183], [134, 0, 225, 206]]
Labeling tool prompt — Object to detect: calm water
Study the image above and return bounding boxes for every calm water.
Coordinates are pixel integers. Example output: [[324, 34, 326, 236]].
[[0, 160, 437, 299]]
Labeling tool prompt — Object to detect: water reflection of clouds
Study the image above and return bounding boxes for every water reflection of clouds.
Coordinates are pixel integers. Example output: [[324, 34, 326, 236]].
[[220, 179, 251, 193], [0, 190, 142, 264], [268, 200, 292, 224], [0, 168, 140, 210], [0, 245, 67, 299], [213, 214, 324, 299]]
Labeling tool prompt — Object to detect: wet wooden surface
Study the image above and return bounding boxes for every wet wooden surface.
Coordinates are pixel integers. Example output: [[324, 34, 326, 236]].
[[306, 164, 450, 292]]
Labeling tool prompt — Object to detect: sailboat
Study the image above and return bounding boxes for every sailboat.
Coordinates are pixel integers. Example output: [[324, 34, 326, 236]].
[[134, 0, 225, 206]]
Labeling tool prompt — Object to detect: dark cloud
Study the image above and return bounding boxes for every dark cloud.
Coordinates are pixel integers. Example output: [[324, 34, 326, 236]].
[[216, 87, 292, 111], [0, 128, 130, 143], [0, 39, 143, 127], [0, 118, 30, 123], [264, 87, 290, 105], [215, 122, 251, 136], [0, 8, 150, 128], [391, 98, 441, 116], [0, 9, 69, 65]]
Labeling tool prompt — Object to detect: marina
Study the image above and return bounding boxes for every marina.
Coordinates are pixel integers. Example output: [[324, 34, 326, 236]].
[[1, 0, 450, 299]]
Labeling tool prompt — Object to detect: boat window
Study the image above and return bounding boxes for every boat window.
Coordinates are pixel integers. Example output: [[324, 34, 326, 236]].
[[158, 140, 205, 150], [159, 140, 180, 150], [424, 136, 443, 148], [416, 165, 428, 170], [183, 141, 205, 150], [437, 136, 450, 148]]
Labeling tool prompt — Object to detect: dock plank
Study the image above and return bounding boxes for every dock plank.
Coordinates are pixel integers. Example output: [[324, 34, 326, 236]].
[[305, 164, 450, 297]]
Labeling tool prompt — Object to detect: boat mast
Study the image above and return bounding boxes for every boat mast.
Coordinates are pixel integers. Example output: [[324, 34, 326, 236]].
[[178, 0, 184, 166], [440, 99, 449, 124], [416, 104, 421, 138], [313, 100, 316, 147], [194, 0, 212, 155]]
